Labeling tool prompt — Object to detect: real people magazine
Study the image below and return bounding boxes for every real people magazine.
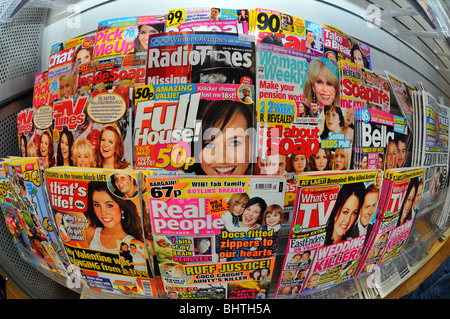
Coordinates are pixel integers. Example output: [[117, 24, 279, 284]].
[[145, 174, 285, 299]]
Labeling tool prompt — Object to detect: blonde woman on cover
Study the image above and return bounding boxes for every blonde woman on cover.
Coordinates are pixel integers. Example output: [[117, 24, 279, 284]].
[[303, 58, 340, 107], [72, 137, 96, 168]]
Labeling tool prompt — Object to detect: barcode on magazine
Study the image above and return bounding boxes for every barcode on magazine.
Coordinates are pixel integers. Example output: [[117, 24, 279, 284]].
[[141, 280, 153, 296], [252, 182, 279, 191]]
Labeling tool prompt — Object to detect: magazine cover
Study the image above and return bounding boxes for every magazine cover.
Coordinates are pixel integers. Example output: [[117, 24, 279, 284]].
[[146, 175, 286, 299], [146, 31, 255, 86], [165, 7, 249, 34], [17, 107, 35, 158], [256, 43, 351, 234], [33, 71, 59, 108], [250, 8, 305, 35], [133, 83, 255, 175], [94, 15, 166, 61], [52, 89, 133, 170], [45, 167, 160, 297], [419, 91, 449, 208], [384, 70, 415, 130], [251, 10, 325, 56], [321, 24, 351, 62], [0, 160, 37, 263], [357, 168, 424, 275], [275, 169, 381, 297], [2, 157, 69, 273]]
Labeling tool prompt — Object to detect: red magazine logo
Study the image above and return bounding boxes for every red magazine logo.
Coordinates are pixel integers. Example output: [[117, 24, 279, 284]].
[[53, 96, 89, 131], [295, 185, 340, 230], [47, 179, 88, 212]]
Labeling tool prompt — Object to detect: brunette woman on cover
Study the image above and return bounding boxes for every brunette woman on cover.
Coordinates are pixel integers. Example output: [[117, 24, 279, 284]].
[[320, 104, 354, 142], [186, 100, 253, 175], [323, 182, 365, 246], [56, 128, 74, 166], [84, 181, 145, 253]]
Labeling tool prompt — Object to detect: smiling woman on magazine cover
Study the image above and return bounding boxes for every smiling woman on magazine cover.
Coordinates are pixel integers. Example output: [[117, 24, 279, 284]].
[[323, 182, 365, 246], [84, 181, 145, 253]]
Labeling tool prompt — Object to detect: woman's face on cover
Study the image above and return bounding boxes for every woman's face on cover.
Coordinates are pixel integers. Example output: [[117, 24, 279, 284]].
[[312, 68, 336, 106], [353, 49, 364, 67], [200, 112, 250, 175], [241, 203, 261, 227], [60, 133, 70, 160], [92, 190, 122, 229], [314, 149, 328, 171], [325, 108, 341, 133], [100, 129, 117, 160], [334, 194, 359, 238], [75, 49, 91, 65], [402, 187, 416, 220], [59, 78, 73, 98], [139, 25, 159, 50], [334, 148, 346, 170], [293, 154, 307, 173], [74, 149, 91, 167], [40, 134, 50, 157], [20, 138, 26, 157]]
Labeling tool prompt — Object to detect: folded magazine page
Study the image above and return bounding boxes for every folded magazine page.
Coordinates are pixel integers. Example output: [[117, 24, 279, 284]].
[[133, 83, 256, 175], [146, 175, 285, 299], [146, 31, 255, 86], [384, 70, 416, 130], [44, 167, 160, 297], [275, 170, 380, 297]]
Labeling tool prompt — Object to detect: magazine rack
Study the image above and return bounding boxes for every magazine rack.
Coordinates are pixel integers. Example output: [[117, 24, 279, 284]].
[[0, 0, 449, 299]]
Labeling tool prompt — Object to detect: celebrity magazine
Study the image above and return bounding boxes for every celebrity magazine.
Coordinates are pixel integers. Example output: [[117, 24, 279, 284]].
[[146, 175, 285, 299], [45, 167, 161, 297], [2, 157, 69, 274], [357, 168, 424, 275], [133, 82, 255, 175], [165, 7, 249, 34], [146, 31, 255, 86], [52, 89, 134, 170], [275, 169, 381, 297]]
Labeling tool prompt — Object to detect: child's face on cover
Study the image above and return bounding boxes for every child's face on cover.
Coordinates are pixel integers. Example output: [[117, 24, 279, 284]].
[[266, 211, 281, 227], [200, 112, 250, 175], [232, 202, 246, 216]]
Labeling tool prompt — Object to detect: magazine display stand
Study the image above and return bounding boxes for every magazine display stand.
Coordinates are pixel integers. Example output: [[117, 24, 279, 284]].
[[0, 0, 449, 300]]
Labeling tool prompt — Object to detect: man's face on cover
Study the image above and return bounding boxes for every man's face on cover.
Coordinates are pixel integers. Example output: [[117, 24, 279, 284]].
[[397, 140, 407, 167]]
